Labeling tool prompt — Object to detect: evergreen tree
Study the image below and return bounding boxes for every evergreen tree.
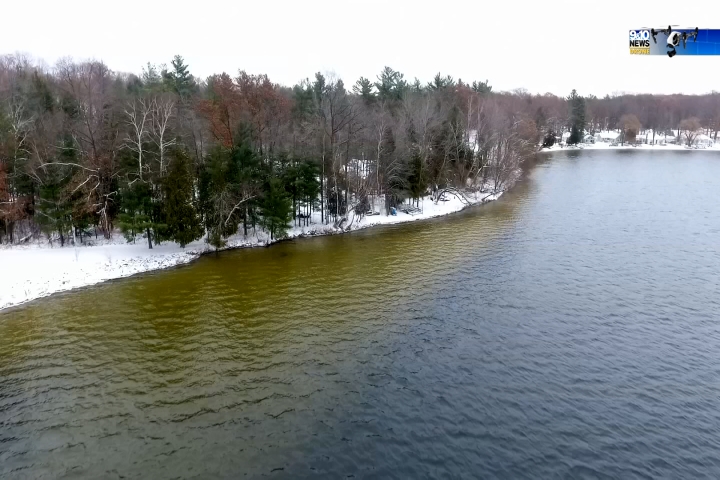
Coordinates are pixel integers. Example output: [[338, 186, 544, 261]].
[[379, 126, 406, 211], [312, 72, 326, 109], [231, 143, 263, 236], [36, 180, 72, 247], [198, 147, 230, 244], [375, 67, 407, 104], [259, 177, 293, 240], [472, 80, 493, 95], [411, 78, 424, 93], [297, 160, 320, 226], [568, 125, 581, 145], [427, 73, 455, 91], [292, 79, 315, 121], [197, 163, 214, 234], [198, 142, 263, 247], [406, 120, 427, 205], [118, 182, 155, 246], [162, 55, 197, 100], [282, 163, 300, 224], [567, 89, 586, 145], [161, 150, 202, 247], [352, 77, 376, 106], [542, 129, 556, 148], [408, 148, 427, 205]]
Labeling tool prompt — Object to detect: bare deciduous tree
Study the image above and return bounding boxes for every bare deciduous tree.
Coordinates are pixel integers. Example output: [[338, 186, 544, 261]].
[[124, 98, 150, 181], [679, 117, 702, 146], [150, 95, 176, 176]]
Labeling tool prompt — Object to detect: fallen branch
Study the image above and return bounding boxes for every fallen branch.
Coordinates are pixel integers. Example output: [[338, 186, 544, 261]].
[[224, 195, 256, 226]]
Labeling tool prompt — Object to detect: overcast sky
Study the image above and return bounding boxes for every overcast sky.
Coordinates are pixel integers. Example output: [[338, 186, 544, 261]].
[[2, 0, 719, 97]]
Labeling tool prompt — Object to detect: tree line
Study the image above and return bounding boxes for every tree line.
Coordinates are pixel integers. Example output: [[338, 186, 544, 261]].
[[1, 53, 717, 247], [541, 88, 720, 147]]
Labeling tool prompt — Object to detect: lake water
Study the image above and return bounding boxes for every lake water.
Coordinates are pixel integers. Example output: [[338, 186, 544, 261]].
[[2, 149, 720, 478]]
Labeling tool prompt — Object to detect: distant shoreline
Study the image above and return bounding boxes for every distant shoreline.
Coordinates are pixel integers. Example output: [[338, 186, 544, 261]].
[[539, 142, 720, 153]]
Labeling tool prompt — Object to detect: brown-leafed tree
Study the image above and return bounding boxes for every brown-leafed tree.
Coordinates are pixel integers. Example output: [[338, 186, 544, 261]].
[[619, 114, 641, 146], [195, 73, 242, 149], [679, 117, 702, 146]]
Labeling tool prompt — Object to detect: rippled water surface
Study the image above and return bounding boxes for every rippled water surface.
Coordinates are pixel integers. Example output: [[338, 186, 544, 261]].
[[3, 150, 720, 479]]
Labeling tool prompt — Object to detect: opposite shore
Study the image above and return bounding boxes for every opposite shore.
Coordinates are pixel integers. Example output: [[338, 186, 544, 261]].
[[0, 190, 503, 312], [540, 141, 720, 152]]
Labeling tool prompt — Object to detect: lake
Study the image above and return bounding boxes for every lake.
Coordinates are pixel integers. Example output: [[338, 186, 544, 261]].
[[2, 149, 720, 479]]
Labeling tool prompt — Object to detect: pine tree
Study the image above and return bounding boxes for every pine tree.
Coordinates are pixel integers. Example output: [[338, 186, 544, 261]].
[[197, 147, 231, 243], [162, 55, 197, 101], [36, 180, 72, 247], [231, 143, 263, 236], [567, 89, 586, 145], [375, 67, 407, 104], [411, 78, 424, 93], [292, 79, 315, 121], [379, 126, 405, 211], [408, 148, 427, 205], [568, 125, 581, 145], [118, 182, 155, 246], [297, 160, 320, 226], [142, 63, 165, 92], [427, 73, 455, 91], [352, 77, 376, 106], [406, 121, 427, 205], [472, 80, 493, 95], [259, 177, 293, 241], [161, 150, 202, 247]]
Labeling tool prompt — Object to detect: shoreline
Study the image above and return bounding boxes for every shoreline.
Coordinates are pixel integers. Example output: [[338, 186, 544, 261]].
[[539, 142, 720, 152], [0, 190, 504, 312]]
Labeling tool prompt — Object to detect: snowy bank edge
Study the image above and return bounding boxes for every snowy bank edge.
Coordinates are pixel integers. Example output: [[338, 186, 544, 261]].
[[538, 142, 720, 153], [0, 191, 504, 313]]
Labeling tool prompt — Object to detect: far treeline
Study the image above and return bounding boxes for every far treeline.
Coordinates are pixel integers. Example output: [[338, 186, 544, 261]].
[[0, 54, 717, 247]]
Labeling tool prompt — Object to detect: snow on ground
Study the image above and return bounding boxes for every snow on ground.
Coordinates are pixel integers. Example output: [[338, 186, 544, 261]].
[[541, 141, 720, 152], [542, 130, 720, 152], [0, 190, 503, 312]]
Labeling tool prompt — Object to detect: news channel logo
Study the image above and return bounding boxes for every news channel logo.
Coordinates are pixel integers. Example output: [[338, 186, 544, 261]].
[[630, 27, 720, 57], [629, 30, 651, 55]]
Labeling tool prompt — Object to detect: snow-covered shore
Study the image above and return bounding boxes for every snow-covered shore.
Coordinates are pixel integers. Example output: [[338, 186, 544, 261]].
[[0, 190, 502, 312], [541, 141, 720, 152]]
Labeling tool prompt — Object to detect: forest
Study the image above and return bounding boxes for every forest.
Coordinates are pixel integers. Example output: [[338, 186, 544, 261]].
[[1, 53, 719, 248]]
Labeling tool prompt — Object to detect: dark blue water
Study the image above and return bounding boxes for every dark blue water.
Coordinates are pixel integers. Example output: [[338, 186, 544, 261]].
[[2, 149, 720, 478]]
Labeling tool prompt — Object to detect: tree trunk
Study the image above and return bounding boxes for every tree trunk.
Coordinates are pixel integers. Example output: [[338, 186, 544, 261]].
[[243, 207, 248, 236], [321, 161, 325, 225], [147, 227, 153, 249], [344, 128, 351, 212]]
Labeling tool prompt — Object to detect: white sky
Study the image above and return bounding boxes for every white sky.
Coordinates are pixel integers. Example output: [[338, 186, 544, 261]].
[[2, 0, 719, 97]]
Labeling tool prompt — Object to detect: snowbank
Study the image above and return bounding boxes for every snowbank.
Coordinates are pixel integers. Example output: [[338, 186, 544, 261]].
[[540, 141, 720, 152], [0, 190, 503, 312], [542, 130, 720, 152]]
